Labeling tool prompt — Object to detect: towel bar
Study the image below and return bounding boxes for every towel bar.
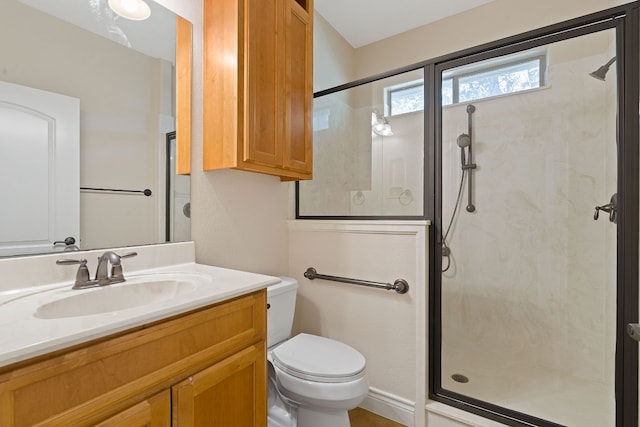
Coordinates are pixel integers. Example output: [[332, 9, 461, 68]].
[[80, 187, 152, 196], [303, 267, 409, 294]]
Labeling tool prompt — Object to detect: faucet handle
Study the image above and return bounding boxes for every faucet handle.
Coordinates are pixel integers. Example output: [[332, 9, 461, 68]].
[[56, 258, 85, 265], [56, 259, 95, 289], [119, 252, 138, 260], [110, 252, 138, 283]]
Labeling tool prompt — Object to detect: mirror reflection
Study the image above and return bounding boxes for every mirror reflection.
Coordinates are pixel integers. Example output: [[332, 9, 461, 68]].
[[0, 0, 191, 257]]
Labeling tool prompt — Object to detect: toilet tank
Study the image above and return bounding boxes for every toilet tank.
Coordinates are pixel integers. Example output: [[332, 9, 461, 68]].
[[267, 277, 298, 348]]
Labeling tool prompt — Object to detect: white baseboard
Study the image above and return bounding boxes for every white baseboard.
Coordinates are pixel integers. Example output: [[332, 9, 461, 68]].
[[359, 387, 415, 427]]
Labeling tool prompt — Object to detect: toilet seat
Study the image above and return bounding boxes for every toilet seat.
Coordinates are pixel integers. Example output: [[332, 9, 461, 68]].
[[272, 333, 366, 383]]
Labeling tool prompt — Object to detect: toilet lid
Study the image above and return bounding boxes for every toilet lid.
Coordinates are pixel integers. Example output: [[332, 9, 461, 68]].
[[272, 333, 366, 383]]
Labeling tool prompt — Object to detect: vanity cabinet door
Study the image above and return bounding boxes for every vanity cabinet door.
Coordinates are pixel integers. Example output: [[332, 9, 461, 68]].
[[95, 390, 170, 427], [172, 342, 267, 427]]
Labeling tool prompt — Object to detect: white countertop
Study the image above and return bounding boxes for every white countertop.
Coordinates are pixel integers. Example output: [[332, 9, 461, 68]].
[[0, 260, 279, 369]]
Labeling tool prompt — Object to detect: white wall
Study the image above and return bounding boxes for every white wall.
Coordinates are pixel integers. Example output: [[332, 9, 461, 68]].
[[289, 221, 427, 427]]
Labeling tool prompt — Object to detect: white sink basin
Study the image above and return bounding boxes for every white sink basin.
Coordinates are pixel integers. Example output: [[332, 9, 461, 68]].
[[34, 274, 202, 319]]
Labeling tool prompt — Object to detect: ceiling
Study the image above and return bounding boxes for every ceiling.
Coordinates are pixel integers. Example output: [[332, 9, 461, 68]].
[[314, 0, 495, 48]]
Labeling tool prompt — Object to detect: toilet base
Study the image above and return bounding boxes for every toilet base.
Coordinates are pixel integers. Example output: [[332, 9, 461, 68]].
[[268, 405, 296, 427], [298, 407, 351, 427]]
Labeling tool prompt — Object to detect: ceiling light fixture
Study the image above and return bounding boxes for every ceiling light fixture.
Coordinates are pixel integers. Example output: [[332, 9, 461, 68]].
[[371, 110, 393, 137], [108, 0, 151, 20]]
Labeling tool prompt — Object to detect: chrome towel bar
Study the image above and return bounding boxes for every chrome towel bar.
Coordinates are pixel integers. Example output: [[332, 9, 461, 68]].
[[303, 267, 409, 294], [80, 187, 152, 196]]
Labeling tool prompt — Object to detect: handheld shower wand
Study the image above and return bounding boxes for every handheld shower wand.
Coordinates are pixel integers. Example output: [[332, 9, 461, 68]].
[[456, 133, 476, 171], [457, 133, 470, 166]]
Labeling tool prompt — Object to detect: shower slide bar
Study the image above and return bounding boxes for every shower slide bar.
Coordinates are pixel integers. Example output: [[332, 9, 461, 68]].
[[80, 187, 153, 196], [303, 267, 409, 294]]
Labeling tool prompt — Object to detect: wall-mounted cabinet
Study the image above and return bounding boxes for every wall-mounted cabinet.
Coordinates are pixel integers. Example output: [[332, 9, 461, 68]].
[[203, 0, 313, 181]]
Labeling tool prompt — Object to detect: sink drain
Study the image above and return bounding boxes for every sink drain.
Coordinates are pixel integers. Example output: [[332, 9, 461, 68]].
[[451, 373, 469, 383]]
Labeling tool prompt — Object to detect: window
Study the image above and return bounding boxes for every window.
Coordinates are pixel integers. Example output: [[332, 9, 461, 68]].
[[384, 52, 546, 114], [445, 56, 545, 105], [387, 81, 424, 116]]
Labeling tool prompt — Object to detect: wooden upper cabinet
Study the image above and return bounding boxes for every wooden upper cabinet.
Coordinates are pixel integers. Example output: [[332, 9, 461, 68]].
[[245, 0, 283, 168], [283, 0, 313, 175], [203, 0, 313, 181]]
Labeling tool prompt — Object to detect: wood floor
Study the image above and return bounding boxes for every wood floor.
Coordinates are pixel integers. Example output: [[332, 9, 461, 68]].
[[348, 407, 407, 427]]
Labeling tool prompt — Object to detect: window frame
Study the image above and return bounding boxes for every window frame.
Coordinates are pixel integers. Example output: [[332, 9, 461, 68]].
[[445, 54, 547, 105], [384, 53, 547, 115]]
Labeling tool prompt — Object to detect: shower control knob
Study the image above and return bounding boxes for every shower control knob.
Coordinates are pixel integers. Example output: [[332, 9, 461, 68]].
[[626, 323, 640, 342], [594, 193, 617, 223]]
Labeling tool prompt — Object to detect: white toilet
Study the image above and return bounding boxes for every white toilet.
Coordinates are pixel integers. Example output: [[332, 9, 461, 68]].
[[267, 277, 369, 427]]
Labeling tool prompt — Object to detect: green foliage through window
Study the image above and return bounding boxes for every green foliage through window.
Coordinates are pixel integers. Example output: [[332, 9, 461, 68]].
[[386, 54, 546, 114]]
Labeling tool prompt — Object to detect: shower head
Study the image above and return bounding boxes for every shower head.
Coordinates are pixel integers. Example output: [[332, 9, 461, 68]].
[[589, 56, 616, 81], [457, 133, 471, 148]]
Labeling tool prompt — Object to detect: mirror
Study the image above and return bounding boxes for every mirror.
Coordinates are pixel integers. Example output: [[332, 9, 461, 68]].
[[0, 0, 191, 258]]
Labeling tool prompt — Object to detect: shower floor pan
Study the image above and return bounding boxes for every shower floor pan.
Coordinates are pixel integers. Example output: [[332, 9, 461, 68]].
[[441, 358, 613, 427]]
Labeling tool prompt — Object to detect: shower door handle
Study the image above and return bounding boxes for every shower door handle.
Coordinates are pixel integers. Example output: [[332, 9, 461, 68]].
[[626, 323, 640, 342]]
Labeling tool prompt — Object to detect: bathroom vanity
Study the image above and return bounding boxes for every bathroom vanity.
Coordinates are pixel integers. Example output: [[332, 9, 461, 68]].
[[0, 242, 277, 426]]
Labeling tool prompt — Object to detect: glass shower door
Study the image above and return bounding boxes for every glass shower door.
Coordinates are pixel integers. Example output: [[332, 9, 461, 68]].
[[438, 28, 618, 426]]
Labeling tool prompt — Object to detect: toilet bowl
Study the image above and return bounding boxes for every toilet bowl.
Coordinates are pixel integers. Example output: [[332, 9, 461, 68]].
[[267, 278, 369, 427]]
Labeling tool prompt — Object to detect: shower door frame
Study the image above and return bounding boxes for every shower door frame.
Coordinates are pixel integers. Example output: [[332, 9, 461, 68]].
[[428, 3, 639, 427]]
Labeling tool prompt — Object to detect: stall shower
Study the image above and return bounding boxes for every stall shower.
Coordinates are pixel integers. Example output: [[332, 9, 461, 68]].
[[439, 28, 618, 426]]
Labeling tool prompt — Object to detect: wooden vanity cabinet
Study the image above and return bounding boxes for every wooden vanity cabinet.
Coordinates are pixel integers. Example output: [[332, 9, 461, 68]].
[[172, 343, 266, 426], [203, 0, 313, 181], [95, 390, 171, 427], [0, 290, 267, 427]]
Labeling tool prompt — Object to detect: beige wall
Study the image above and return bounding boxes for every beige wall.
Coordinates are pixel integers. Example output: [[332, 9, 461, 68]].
[[304, 1, 626, 426], [2, 1, 172, 250], [156, 0, 290, 276], [314, 13, 356, 92], [156, 0, 630, 286], [156, 0, 628, 426], [354, 0, 626, 80]]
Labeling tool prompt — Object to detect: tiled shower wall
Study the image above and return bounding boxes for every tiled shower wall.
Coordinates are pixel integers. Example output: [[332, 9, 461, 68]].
[[440, 31, 617, 385]]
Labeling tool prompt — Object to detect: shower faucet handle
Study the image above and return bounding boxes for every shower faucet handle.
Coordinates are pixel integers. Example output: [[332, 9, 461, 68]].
[[594, 193, 617, 223], [593, 205, 615, 222]]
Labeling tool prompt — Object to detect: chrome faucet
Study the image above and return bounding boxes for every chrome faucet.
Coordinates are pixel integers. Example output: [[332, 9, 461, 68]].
[[57, 251, 137, 289], [95, 251, 137, 285]]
